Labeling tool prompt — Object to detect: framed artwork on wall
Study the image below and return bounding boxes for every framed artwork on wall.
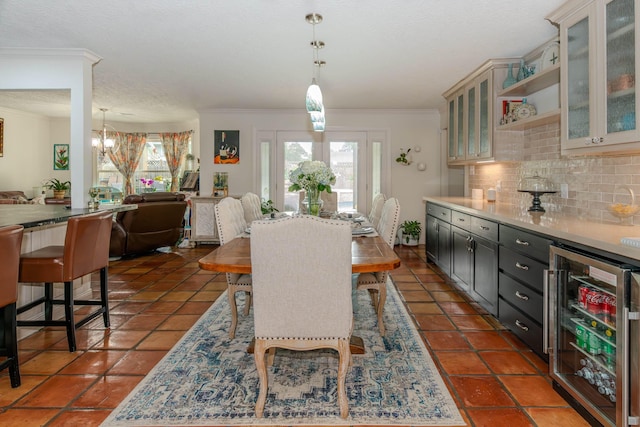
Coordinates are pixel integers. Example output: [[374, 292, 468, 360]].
[[214, 130, 239, 164], [0, 118, 4, 157], [53, 144, 69, 170]]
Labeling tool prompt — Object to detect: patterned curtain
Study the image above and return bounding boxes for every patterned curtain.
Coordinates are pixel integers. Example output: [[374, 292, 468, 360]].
[[161, 130, 192, 192], [108, 131, 147, 197]]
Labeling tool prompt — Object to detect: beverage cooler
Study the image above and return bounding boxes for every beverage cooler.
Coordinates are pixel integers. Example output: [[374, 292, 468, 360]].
[[548, 246, 639, 426]]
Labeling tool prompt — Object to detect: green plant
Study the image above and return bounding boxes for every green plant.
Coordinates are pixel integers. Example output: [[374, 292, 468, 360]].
[[46, 178, 71, 191], [400, 220, 421, 243], [395, 148, 411, 165], [261, 199, 279, 215]]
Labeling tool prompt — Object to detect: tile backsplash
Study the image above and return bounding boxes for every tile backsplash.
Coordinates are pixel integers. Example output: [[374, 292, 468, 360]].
[[468, 122, 640, 224]]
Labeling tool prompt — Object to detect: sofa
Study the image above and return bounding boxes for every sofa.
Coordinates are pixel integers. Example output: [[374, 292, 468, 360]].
[[0, 191, 29, 204], [109, 192, 188, 257]]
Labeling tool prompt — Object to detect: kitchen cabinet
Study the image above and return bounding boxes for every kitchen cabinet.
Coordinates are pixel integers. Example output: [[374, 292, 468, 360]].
[[498, 224, 554, 357], [426, 211, 451, 275], [548, 0, 640, 155]]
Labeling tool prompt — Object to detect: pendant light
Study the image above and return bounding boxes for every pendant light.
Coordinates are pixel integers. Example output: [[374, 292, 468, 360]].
[[305, 13, 325, 121], [92, 108, 116, 157]]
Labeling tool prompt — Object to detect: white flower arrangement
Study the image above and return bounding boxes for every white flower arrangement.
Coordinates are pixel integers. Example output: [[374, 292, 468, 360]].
[[288, 160, 336, 193]]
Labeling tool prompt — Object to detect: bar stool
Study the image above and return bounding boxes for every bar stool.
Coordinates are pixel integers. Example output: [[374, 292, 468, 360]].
[[17, 211, 113, 352], [0, 225, 24, 387]]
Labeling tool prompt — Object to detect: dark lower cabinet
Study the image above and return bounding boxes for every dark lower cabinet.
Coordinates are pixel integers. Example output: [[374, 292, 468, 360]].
[[426, 214, 451, 275]]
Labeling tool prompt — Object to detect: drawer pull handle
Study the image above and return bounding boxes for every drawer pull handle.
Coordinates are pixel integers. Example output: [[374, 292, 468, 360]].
[[515, 262, 529, 271], [515, 238, 530, 246], [480, 225, 490, 231], [441, 212, 447, 216], [515, 291, 529, 301], [458, 218, 466, 222], [515, 320, 529, 332]]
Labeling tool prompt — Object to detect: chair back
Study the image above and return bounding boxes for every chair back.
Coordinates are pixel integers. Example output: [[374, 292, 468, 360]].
[[0, 226, 24, 307], [369, 193, 387, 229], [64, 211, 113, 281], [378, 197, 401, 248], [214, 197, 247, 245], [241, 192, 263, 224], [250, 216, 353, 339]]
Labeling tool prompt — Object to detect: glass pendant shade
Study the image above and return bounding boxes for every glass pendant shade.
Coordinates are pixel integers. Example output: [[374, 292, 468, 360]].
[[310, 106, 325, 123], [306, 78, 323, 113], [313, 121, 325, 132]]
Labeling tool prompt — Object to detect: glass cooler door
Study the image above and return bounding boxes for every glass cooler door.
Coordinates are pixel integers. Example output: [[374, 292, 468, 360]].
[[550, 246, 627, 427]]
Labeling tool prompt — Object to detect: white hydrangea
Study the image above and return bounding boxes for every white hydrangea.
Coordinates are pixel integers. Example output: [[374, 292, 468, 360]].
[[288, 160, 336, 193]]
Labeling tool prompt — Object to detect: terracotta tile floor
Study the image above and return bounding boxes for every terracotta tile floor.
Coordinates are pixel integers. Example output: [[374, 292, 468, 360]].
[[0, 245, 591, 426]]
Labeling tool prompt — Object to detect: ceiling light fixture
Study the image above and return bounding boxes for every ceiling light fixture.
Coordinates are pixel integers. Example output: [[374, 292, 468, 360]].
[[305, 13, 326, 132], [92, 108, 116, 158]]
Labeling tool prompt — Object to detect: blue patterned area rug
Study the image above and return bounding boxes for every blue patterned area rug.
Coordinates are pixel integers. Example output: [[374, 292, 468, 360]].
[[102, 280, 465, 426]]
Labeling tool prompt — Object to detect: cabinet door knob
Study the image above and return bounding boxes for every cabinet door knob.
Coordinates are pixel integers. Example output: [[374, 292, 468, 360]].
[[515, 261, 529, 271], [515, 291, 529, 301], [515, 238, 530, 246], [515, 320, 529, 331]]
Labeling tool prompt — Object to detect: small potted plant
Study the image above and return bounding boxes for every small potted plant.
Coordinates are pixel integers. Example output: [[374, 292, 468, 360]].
[[261, 199, 279, 217], [400, 220, 421, 246], [46, 178, 71, 199]]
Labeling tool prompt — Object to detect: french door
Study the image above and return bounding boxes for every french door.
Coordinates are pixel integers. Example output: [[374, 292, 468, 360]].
[[260, 130, 385, 213]]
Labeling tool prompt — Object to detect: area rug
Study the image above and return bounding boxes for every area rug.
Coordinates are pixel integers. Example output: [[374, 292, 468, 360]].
[[102, 280, 465, 426]]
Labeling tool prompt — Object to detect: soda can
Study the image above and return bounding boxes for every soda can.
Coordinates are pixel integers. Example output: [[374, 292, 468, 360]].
[[586, 327, 601, 355], [586, 289, 603, 315], [575, 320, 587, 349], [603, 294, 617, 325], [602, 339, 616, 369], [578, 285, 590, 309]]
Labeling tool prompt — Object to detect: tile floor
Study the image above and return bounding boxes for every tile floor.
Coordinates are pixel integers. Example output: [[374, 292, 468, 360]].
[[0, 244, 591, 426]]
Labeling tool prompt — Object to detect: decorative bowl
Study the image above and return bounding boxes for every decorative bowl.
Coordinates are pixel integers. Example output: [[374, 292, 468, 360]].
[[607, 203, 640, 219]]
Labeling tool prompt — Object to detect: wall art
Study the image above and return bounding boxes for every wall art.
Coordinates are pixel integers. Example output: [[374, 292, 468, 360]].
[[53, 144, 69, 170], [214, 130, 239, 164]]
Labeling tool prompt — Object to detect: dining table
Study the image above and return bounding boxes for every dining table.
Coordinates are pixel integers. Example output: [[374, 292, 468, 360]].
[[198, 231, 401, 354]]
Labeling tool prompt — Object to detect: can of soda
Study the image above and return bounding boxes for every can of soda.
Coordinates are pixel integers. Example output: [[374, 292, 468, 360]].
[[578, 285, 590, 309], [586, 326, 601, 355], [603, 294, 617, 325], [575, 320, 587, 349], [586, 288, 603, 315]]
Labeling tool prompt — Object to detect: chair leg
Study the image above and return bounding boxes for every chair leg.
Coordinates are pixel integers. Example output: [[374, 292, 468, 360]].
[[100, 267, 110, 328], [243, 291, 251, 316], [228, 288, 238, 339], [64, 281, 76, 352], [337, 339, 350, 419], [254, 339, 268, 418], [376, 285, 387, 336], [3, 304, 20, 388], [44, 283, 53, 321]]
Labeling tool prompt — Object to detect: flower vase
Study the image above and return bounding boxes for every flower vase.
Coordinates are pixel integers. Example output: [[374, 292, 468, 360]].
[[517, 59, 525, 82], [304, 188, 323, 216], [502, 63, 517, 89]]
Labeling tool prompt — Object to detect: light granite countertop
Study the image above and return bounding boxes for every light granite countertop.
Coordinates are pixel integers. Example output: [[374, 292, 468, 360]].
[[424, 196, 640, 264], [0, 203, 136, 229]]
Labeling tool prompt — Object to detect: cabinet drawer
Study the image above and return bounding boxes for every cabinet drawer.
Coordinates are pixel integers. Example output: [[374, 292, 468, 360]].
[[470, 216, 498, 241], [451, 210, 471, 230], [499, 246, 547, 293], [426, 203, 451, 222], [499, 225, 552, 263], [498, 298, 543, 356], [499, 272, 543, 323]]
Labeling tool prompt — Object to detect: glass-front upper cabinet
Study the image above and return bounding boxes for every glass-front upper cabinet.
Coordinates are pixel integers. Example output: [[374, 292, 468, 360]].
[[551, 0, 639, 154], [446, 90, 466, 163], [465, 71, 493, 160]]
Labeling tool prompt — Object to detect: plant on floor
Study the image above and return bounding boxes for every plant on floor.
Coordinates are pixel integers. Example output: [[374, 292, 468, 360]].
[[400, 220, 421, 244]]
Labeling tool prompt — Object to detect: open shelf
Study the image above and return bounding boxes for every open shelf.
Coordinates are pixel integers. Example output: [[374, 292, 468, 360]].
[[498, 64, 560, 97], [496, 108, 561, 131]]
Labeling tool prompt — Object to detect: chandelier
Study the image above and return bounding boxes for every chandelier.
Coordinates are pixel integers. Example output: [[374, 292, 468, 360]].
[[306, 13, 325, 132], [92, 108, 116, 157]]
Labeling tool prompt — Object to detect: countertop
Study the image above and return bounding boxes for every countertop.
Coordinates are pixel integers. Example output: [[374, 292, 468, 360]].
[[424, 196, 640, 264], [0, 203, 136, 229]]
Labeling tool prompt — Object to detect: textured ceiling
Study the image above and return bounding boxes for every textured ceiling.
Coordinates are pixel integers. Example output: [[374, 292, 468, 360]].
[[0, 0, 562, 123]]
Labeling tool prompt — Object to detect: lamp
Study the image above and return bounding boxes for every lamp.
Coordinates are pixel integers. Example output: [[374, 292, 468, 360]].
[[92, 108, 116, 158], [305, 13, 326, 132]]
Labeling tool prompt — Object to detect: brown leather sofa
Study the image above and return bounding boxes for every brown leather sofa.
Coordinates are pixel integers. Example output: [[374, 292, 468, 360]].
[[109, 192, 187, 257]]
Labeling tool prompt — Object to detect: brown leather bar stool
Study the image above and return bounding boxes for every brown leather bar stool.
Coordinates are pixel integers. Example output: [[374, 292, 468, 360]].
[[0, 225, 24, 387], [17, 211, 113, 352]]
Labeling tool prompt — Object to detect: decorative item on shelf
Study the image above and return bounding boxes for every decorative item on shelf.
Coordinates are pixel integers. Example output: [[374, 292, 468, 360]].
[[540, 40, 560, 71], [608, 185, 639, 225], [395, 148, 412, 165], [502, 63, 517, 89], [45, 178, 70, 199], [512, 98, 537, 121], [517, 171, 557, 212], [523, 63, 536, 79], [288, 160, 335, 216], [517, 59, 525, 82], [400, 220, 421, 246]]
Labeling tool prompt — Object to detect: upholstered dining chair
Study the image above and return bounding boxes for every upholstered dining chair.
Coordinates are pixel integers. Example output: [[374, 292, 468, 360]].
[[298, 190, 338, 214], [214, 197, 252, 339], [368, 193, 387, 230], [240, 192, 263, 224], [0, 225, 24, 387], [250, 215, 353, 419], [17, 211, 113, 352], [356, 197, 400, 336]]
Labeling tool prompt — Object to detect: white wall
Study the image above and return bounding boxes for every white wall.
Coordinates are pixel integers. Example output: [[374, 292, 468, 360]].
[[198, 108, 441, 243]]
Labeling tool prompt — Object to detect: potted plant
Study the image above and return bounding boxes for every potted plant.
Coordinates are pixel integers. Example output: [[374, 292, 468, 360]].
[[46, 178, 70, 199], [261, 199, 279, 217], [400, 220, 421, 246]]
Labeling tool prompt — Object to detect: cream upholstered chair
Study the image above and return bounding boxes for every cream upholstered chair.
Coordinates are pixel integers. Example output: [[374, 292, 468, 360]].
[[250, 215, 353, 419], [298, 190, 338, 214], [241, 192, 263, 224], [214, 197, 252, 339], [368, 193, 387, 230], [356, 197, 400, 336]]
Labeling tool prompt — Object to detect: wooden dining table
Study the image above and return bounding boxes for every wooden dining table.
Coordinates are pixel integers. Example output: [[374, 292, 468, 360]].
[[198, 234, 401, 354]]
